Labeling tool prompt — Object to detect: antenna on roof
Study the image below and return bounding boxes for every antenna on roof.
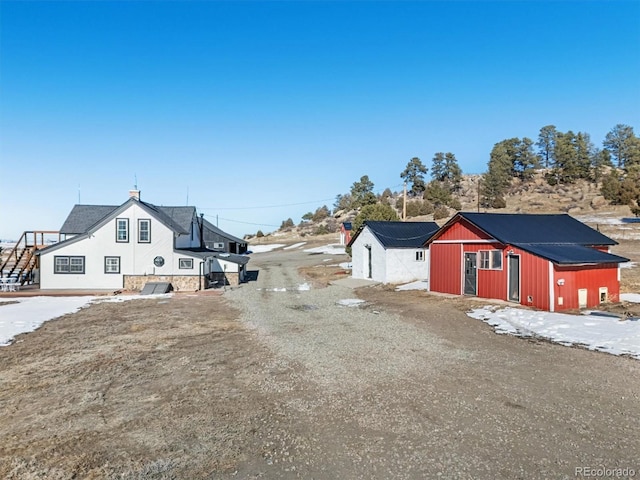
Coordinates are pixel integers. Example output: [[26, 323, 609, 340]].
[[134, 174, 138, 190]]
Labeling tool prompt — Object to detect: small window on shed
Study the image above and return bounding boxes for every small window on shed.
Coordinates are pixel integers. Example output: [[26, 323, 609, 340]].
[[479, 250, 502, 270], [415, 250, 424, 262]]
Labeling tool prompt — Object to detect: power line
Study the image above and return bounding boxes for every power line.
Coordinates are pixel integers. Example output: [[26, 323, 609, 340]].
[[199, 198, 335, 211], [205, 214, 280, 228]]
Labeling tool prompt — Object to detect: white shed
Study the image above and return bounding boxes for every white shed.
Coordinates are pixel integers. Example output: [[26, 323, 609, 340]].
[[348, 221, 439, 285]]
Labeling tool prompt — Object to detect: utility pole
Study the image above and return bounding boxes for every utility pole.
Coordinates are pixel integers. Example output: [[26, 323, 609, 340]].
[[403, 181, 407, 221]]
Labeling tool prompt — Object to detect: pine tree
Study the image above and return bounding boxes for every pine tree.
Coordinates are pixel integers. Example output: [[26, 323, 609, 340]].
[[400, 157, 428, 197], [350, 175, 377, 208], [603, 124, 640, 168], [352, 203, 400, 233], [536, 125, 558, 168], [481, 142, 512, 207], [431, 152, 447, 182], [444, 153, 463, 190]]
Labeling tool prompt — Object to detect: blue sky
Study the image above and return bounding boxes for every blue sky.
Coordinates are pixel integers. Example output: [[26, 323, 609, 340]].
[[1, 1, 639, 239]]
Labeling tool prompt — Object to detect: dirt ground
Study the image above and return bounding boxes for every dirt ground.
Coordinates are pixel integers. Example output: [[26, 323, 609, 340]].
[[1, 243, 639, 479]]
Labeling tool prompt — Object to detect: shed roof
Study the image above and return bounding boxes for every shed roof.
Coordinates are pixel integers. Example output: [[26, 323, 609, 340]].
[[518, 244, 629, 265], [456, 212, 617, 246], [426, 212, 628, 265], [350, 221, 440, 248], [202, 218, 246, 245]]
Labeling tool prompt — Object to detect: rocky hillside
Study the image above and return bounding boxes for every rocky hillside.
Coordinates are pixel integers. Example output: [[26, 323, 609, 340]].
[[250, 171, 638, 242]]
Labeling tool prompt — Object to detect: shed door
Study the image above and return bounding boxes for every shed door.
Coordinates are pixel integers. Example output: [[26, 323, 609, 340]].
[[508, 255, 520, 302], [366, 245, 372, 279], [463, 253, 477, 295]]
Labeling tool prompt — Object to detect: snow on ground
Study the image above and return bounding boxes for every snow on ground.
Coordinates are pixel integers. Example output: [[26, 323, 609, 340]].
[[620, 262, 637, 269], [250, 244, 286, 253], [303, 244, 348, 255], [284, 242, 306, 250], [0, 294, 170, 346], [621, 293, 640, 303], [468, 306, 640, 359], [396, 281, 429, 291], [337, 298, 365, 307], [339, 262, 352, 270], [258, 283, 311, 293]]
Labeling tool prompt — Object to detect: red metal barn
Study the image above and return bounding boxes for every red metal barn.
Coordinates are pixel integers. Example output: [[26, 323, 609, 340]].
[[425, 213, 629, 312], [340, 222, 353, 246]]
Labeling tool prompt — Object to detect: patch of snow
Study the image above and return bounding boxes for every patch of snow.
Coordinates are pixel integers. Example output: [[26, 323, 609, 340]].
[[621, 293, 640, 303], [304, 244, 348, 255], [0, 294, 170, 347], [396, 281, 429, 291], [337, 298, 365, 307], [284, 242, 307, 250], [339, 262, 352, 270], [297, 283, 311, 291], [620, 262, 637, 269], [250, 244, 286, 253], [468, 306, 640, 359]]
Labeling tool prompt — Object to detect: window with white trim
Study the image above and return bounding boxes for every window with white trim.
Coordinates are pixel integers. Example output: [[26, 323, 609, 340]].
[[179, 258, 194, 269], [116, 218, 129, 242], [415, 250, 425, 261], [54, 256, 85, 274], [105, 256, 120, 274], [138, 219, 151, 243], [479, 250, 502, 270]]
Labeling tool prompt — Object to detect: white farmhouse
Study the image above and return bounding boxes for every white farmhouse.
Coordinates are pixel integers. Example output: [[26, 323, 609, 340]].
[[348, 221, 439, 285], [38, 190, 249, 291]]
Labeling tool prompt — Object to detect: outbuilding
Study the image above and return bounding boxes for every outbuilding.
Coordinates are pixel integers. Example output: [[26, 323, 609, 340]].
[[348, 221, 439, 284], [425, 212, 629, 311]]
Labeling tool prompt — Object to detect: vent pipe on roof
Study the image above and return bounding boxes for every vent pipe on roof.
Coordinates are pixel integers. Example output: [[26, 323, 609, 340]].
[[129, 189, 141, 200]]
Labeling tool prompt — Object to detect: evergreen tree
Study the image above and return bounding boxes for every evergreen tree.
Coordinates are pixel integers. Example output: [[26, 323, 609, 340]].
[[424, 181, 452, 207], [513, 137, 538, 180], [350, 175, 377, 208], [351, 203, 400, 233], [400, 157, 428, 197], [603, 124, 640, 169], [334, 193, 353, 212], [590, 148, 612, 184], [481, 142, 512, 207], [536, 125, 558, 168], [431, 152, 447, 182], [444, 153, 463, 190]]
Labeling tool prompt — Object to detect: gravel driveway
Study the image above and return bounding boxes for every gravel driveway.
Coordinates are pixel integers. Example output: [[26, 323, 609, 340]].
[[226, 246, 640, 479]]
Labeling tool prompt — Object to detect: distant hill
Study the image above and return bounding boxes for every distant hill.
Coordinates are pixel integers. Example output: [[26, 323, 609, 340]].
[[247, 171, 638, 242]]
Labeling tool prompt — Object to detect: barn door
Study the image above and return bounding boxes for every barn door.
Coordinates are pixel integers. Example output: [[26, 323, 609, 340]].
[[463, 253, 477, 295], [366, 245, 372, 279], [508, 255, 520, 302]]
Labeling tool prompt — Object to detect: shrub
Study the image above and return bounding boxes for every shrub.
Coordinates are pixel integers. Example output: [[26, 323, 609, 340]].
[[433, 205, 449, 220]]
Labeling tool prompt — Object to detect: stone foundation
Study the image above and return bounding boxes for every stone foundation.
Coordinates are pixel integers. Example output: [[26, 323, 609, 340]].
[[207, 272, 240, 287], [124, 275, 202, 292]]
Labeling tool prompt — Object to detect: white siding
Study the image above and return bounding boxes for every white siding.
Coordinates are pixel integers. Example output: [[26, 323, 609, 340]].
[[350, 227, 386, 282], [40, 202, 187, 289], [384, 247, 429, 284], [351, 226, 430, 284]]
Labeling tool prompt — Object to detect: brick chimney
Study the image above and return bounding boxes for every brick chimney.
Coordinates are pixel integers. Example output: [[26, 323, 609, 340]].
[[129, 189, 140, 200]]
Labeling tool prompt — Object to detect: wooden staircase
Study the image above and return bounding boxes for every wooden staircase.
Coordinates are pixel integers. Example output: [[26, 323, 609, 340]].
[[1, 231, 61, 285]]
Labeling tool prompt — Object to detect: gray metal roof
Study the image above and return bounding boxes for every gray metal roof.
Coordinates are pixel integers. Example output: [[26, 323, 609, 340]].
[[457, 212, 618, 246], [177, 248, 250, 265], [519, 243, 629, 265], [349, 221, 440, 248], [58, 200, 195, 236], [59, 205, 119, 234], [426, 212, 628, 265], [202, 218, 246, 245]]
